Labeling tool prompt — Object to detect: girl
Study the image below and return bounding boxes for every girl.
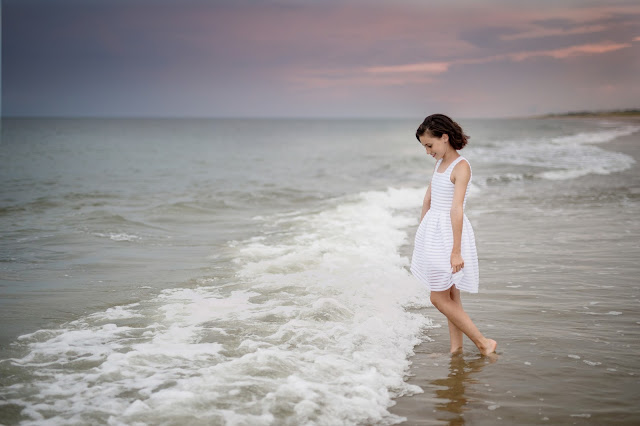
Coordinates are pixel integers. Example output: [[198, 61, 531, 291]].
[[410, 114, 497, 356]]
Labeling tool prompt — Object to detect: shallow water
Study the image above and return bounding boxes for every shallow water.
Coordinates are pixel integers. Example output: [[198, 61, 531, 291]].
[[1, 117, 639, 424], [393, 138, 640, 424]]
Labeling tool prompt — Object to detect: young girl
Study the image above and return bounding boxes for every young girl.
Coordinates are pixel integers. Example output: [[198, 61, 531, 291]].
[[410, 114, 497, 356]]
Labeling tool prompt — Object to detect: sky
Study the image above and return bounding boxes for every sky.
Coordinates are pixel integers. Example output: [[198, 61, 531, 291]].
[[3, 0, 640, 118]]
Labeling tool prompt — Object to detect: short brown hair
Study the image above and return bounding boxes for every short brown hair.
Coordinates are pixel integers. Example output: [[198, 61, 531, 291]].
[[416, 114, 469, 150]]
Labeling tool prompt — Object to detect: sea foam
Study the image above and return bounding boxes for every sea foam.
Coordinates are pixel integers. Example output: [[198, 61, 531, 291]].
[[473, 124, 639, 182], [0, 187, 433, 425]]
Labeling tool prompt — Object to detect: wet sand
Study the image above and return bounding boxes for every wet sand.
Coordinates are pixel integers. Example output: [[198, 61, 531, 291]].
[[392, 117, 640, 425]]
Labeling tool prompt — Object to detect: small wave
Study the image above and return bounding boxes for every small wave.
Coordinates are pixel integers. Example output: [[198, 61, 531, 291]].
[[86, 303, 144, 320], [82, 211, 164, 231], [483, 172, 536, 186], [93, 232, 141, 242], [0, 197, 60, 215], [148, 200, 229, 215], [62, 191, 119, 201], [550, 125, 639, 145], [15, 233, 55, 243], [472, 123, 639, 182]]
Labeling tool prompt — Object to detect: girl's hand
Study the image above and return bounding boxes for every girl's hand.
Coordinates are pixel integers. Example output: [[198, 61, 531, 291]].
[[451, 252, 464, 273]]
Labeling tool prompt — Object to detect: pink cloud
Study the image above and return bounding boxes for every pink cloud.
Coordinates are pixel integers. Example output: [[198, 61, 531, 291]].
[[508, 42, 632, 60], [366, 62, 450, 74], [500, 24, 607, 41], [307, 41, 632, 87]]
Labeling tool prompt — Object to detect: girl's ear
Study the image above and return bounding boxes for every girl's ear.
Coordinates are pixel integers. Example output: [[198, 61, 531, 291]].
[[442, 134, 449, 143]]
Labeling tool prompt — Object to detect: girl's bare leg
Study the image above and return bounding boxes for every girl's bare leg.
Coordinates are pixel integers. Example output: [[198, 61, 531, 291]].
[[430, 286, 497, 356], [447, 286, 464, 353]]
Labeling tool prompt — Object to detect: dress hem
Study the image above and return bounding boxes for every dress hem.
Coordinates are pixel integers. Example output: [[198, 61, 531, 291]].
[[410, 268, 479, 294]]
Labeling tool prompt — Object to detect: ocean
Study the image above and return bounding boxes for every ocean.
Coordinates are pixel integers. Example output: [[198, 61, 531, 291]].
[[1, 117, 639, 425]]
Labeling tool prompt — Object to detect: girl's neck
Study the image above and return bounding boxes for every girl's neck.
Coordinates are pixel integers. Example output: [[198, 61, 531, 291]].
[[441, 147, 459, 164]]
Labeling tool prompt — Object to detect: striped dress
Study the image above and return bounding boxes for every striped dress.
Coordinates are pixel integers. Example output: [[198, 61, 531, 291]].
[[410, 155, 479, 293]]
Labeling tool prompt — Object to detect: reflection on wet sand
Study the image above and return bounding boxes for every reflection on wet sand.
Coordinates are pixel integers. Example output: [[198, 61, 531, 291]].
[[431, 353, 498, 425]]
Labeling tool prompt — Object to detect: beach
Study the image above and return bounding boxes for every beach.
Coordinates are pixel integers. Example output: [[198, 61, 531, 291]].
[[391, 117, 640, 425], [1, 117, 639, 424]]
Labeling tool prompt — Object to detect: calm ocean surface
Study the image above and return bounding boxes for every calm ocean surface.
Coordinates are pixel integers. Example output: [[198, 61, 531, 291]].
[[1, 117, 639, 425]]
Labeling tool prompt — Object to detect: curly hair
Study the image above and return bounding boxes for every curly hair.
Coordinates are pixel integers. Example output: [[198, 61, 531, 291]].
[[415, 114, 469, 150]]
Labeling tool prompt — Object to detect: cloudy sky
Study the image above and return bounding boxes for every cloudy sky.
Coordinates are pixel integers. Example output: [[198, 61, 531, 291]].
[[3, 0, 640, 118]]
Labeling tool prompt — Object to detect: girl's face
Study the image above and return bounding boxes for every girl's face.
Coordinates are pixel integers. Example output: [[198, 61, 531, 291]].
[[419, 133, 449, 161]]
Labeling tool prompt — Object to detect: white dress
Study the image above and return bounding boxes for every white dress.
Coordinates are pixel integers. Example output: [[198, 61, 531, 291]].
[[410, 156, 479, 293]]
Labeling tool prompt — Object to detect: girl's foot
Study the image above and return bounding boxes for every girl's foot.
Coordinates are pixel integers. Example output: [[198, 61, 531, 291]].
[[450, 346, 463, 354], [480, 339, 498, 356]]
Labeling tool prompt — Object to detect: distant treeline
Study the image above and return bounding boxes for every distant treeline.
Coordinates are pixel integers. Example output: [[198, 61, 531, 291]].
[[541, 109, 640, 118]]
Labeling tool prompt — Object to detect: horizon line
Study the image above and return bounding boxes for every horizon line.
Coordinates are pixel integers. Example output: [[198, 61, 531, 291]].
[[1, 108, 638, 121]]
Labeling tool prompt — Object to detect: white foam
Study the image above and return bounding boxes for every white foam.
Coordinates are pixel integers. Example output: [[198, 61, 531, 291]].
[[551, 126, 639, 145], [94, 232, 141, 242], [473, 124, 639, 182], [87, 303, 144, 320], [1, 187, 434, 425]]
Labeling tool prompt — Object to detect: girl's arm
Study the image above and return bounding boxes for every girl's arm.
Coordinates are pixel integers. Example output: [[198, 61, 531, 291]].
[[420, 184, 432, 221], [420, 162, 438, 221], [450, 160, 471, 272]]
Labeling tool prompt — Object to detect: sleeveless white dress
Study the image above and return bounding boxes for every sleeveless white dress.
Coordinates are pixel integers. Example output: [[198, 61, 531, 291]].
[[410, 156, 479, 293]]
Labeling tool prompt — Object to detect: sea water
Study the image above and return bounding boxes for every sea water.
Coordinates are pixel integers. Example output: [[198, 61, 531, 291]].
[[1, 117, 638, 424]]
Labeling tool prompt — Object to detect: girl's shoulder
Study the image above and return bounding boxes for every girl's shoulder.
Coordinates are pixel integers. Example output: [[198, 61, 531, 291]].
[[451, 156, 471, 181], [455, 156, 471, 168]]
